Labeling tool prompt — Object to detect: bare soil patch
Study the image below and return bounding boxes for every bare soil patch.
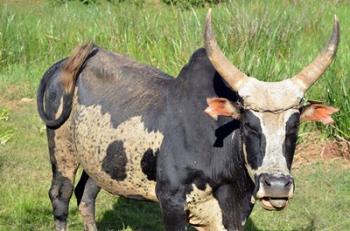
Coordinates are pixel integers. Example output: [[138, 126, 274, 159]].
[[293, 132, 350, 169], [0, 97, 35, 110]]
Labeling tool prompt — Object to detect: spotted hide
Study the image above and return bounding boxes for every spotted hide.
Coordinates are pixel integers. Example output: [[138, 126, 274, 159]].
[[37, 10, 339, 231]]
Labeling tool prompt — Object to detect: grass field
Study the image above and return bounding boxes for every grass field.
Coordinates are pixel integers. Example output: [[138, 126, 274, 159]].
[[0, 0, 349, 230]]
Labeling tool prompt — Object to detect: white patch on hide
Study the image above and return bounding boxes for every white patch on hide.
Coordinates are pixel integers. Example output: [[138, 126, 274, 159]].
[[72, 104, 163, 201], [185, 184, 227, 231]]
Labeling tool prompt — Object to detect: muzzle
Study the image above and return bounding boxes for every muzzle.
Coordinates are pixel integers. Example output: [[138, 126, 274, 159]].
[[254, 173, 294, 210]]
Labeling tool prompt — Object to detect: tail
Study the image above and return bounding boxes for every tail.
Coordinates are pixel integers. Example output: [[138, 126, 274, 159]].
[[37, 43, 94, 129]]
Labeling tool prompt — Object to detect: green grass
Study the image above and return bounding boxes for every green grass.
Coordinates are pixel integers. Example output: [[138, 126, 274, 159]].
[[0, 0, 349, 138], [0, 107, 14, 145], [0, 0, 350, 230], [0, 101, 349, 231]]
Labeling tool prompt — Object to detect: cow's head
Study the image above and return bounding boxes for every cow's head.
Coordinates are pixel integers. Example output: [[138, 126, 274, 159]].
[[204, 9, 339, 210]]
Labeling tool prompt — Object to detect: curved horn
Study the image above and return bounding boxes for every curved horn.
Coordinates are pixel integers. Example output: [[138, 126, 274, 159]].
[[204, 9, 248, 91], [292, 16, 340, 91]]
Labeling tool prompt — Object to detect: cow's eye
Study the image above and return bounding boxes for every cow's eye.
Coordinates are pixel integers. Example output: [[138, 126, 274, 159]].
[[245, 123, 258, 134], [286, 124, 299, 135], [285, 112, 300, 134]]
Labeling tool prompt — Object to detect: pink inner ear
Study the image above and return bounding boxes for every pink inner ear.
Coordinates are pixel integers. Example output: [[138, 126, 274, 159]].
[[205, 97, 239, 120], [302, 104, 339, 125]]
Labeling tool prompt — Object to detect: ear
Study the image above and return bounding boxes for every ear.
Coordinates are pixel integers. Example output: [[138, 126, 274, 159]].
[[300, 102, 339, 125], [205, 97, 240, 120]]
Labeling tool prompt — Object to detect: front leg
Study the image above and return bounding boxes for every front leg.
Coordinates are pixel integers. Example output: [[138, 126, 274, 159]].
[[156, 182, 187, 231]]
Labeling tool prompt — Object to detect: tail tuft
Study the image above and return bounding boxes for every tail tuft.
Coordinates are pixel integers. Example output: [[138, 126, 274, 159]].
[[37, 42, 95, 129], [61, 42, 94, 93]]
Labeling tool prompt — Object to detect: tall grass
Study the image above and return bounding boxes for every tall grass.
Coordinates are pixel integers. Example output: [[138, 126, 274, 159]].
[[0, 0, 349, 138]]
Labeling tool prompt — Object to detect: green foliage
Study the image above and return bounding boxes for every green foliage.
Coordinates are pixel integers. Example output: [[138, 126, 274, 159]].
[[0, 108, 9, 121], [0, 108, 14, 145], [0, 0, 349, 139]]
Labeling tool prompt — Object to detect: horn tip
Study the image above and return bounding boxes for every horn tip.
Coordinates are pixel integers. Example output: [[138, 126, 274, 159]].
[[204, 8, 213, 43], [331, 14, 340, 47], [206, 8, 212, 20], [333, 15, 340, 31]]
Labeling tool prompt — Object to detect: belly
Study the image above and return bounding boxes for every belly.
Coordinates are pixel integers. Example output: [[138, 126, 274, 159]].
[[72, 104, 163, 201]]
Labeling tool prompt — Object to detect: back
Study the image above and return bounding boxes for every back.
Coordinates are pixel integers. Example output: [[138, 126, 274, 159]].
[[76, 47, 174, 130]]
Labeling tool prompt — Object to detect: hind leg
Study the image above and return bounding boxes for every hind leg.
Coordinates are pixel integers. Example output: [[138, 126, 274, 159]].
[[75, 171, 101, 231], [47, 126, 79, 231]]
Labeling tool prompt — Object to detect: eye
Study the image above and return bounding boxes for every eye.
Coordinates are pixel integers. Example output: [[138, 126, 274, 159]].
[[245, 123, 259, 134], [286, 124, 299, 135], [285, 112, 301, 135], [242, 110, 261, 136]]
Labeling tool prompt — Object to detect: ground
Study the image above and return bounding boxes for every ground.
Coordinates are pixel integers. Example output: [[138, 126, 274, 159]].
[[0, 98, 349, 231]]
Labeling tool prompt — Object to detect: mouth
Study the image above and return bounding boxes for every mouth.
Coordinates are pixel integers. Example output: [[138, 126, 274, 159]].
[[260, 197, 289, 211]]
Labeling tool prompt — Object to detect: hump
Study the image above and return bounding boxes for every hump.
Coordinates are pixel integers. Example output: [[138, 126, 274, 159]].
[[177, 48, 213, 78], [176, 48, 238, 103]]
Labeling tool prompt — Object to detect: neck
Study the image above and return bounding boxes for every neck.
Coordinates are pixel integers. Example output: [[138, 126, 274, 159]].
[[169, 47, 252, 184]]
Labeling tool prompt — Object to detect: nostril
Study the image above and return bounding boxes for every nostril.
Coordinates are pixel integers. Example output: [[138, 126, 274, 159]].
[[284, 179, 293, 188], [284, 180, 292, 187], [264, 179, 271, 187]]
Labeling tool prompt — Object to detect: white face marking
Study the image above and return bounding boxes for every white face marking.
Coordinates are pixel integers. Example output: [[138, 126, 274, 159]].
[[243, 109, 299, 181], [73, 104, 163, 201], [185, 184, 227, 231]]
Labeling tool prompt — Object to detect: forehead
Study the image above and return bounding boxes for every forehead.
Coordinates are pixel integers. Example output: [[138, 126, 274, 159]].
[[238, 77, 304, 111]]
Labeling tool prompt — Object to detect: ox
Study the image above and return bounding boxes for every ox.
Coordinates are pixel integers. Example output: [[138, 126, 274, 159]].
[[37, 10, 339, 231]]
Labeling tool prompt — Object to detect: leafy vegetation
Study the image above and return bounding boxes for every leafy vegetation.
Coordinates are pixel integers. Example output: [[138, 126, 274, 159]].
[[0, 0, 348, 138], [0, 107, 13, 145], [0, 0, 349, 230]]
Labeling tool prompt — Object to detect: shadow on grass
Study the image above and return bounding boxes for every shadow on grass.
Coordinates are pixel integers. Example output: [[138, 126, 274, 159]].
[[244, 218, 262, 231], [97, 198, 318, 231], [97, 197, 163, 231]]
